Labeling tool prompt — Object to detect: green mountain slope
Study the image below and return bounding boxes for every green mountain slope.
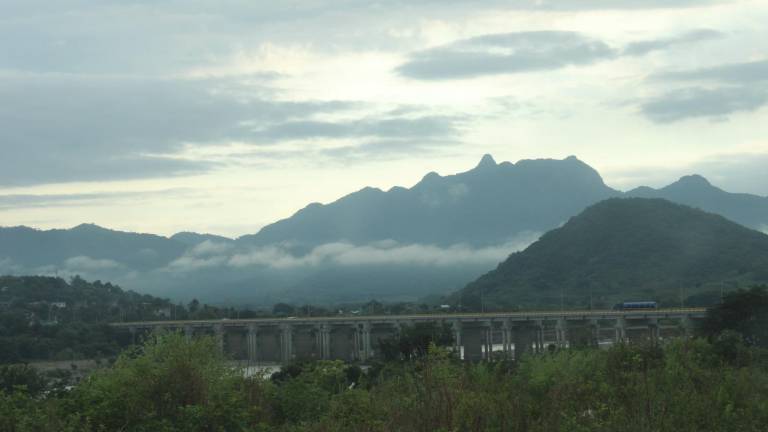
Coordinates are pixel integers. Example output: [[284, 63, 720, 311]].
[[456, 198, 768, 310]]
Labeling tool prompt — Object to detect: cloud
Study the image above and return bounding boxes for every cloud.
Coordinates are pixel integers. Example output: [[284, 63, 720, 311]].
[[398, 28, 730, 80], [397, 31, 616, 80], [166, 232, 540, 272], [252, 115, 463, 141], [0, 189, 194, 211], [655, 59, 768, 83], [640, 86, 768, 123], [622, 29, 724, 56], [63, 256, 124, 271], [0, 75, 355, 186], [189, 240, 235, 257]]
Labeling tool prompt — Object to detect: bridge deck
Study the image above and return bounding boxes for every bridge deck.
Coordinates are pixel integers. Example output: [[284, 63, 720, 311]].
[[111, 308, 707, 328]]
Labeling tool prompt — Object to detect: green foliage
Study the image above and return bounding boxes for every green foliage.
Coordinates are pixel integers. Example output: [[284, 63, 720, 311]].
[[377, 323, 454, 361], [0, 364, 47, 396], [3, 333, 768, 431], [700, 286, 768, 347], [68, 331, 248, 431]]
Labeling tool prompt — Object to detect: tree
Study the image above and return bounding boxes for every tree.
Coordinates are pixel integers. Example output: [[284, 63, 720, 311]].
[[272, 303, 295, 316], [699, 286, 768, 347]]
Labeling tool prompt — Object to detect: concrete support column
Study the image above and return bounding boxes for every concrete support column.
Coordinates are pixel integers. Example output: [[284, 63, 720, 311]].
[[614, 316, 627, 343], [681, 317, 693, 338], [535, 321, 544, 353], [484, 325, 493, 360], [129, 326, 137, 345], [451, 321, 462, 359], [358, 323, 372, 362], [315, 324, 331, 360], [280, 324, 293, 362], [648, 318, 660, 342], [214, 324, 224, 354], [556, 318, 567, 348], [184, 325, 193, 343], [247, 325, 258, 362], [502, 321, 512, 358], [590, 319, 600, 348]]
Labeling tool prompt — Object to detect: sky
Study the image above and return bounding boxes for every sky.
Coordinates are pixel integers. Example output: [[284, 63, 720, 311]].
[[1, 0, 767, 238]]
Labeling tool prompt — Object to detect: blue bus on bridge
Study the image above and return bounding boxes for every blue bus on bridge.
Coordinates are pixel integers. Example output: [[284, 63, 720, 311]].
[[613, 301, 658, 311]]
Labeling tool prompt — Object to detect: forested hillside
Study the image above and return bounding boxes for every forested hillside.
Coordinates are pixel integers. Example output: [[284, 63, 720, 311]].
[[458, 198, 768, 310], [0, 276, 233, 363]]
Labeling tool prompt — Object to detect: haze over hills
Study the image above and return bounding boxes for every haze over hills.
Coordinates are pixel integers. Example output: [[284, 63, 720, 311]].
[[1, 155, 767, 305], [457, 198, 768, 310]]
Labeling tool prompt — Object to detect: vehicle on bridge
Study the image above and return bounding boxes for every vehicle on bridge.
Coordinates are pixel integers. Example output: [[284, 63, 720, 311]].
[[613, 301, 658, 311]]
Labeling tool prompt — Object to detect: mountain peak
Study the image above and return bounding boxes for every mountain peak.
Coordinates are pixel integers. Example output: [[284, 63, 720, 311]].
[[476, 154, 497, 170], [675, 174, 712, 187], [71, 223, 108, 232]]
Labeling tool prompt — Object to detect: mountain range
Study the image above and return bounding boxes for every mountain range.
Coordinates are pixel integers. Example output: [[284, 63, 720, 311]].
[[1, 155, 767, 305]]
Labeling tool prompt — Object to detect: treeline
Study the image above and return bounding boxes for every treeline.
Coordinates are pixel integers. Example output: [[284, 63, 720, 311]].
[[1, 288, 768, 431], [0, 275, 245, 363], [0, 275, 452, 363]]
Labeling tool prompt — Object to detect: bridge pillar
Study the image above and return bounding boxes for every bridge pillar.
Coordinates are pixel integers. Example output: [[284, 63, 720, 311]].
[[512, 323, 537, 359], [355, 323, 372, 362], [590, 319, 600, 348], [213, 324, 224, 354], [280, 324, 293, 362], [451, 321, 463, 359], [648, 318, 660, 342], [366, 324, 373, 360], [501, 321, 514, 358], [484, 325, 493, 360], [247, 325, 258, 362], [184, 325, 194, 343], [680, 316, 694, 338], [462, 326, 485, 362], [535, 321, 544, 353], [315, 324, 330, 360], [555, 318, 567, 348], [614, 316, 627, 343]]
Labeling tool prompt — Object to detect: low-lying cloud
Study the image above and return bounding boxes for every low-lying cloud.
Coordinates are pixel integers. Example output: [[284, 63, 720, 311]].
[[63, 256, 125, 272], [166, 233, 540, 272]]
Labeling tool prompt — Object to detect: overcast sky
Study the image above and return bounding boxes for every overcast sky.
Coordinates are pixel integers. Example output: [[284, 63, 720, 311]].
[[1, 0, 767, 237]]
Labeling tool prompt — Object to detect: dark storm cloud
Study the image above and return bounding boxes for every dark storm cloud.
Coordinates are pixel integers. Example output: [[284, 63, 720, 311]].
[[622, 29, 724, 56], [655, 59, 768, 83], [397, 31, 617, 80], [0, 75, 355, 186], [640, 86, 768, 123]]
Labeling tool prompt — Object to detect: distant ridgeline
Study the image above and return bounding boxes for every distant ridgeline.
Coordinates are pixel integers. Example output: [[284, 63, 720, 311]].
[[1, 155, 767, 306], [0, 276, 234, 363], [456, 198, 768, 311]]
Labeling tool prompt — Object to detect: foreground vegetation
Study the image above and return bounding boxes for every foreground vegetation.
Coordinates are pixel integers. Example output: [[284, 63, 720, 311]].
[[2, 287, 767, 431], [3, 335, 768, 430]]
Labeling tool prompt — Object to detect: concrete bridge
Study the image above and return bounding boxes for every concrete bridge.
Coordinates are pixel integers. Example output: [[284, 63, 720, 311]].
[[111, 308, 706, 363]]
